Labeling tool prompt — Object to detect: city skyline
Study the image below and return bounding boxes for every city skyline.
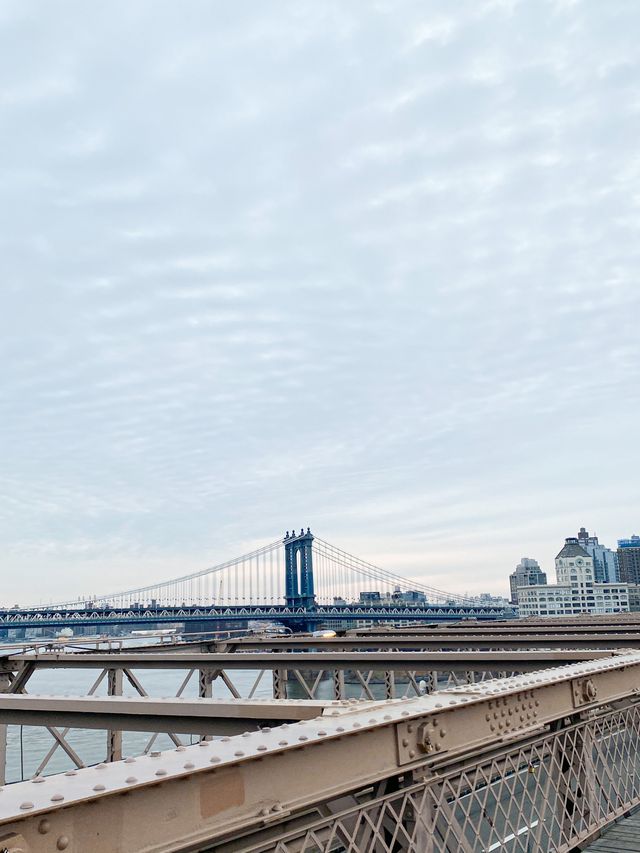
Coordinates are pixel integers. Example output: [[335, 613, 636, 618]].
[[1, 1, 639, 602]]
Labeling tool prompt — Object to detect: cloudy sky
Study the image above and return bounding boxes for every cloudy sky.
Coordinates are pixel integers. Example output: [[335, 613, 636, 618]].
[[1, 0, 639, 604]]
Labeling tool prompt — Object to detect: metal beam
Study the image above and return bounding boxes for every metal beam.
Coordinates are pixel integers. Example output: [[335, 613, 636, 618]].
[[0, 648, 623, 673], [0, 695, 337, 736], [225, 633, 640, 650], [2, 652, 640, 851]]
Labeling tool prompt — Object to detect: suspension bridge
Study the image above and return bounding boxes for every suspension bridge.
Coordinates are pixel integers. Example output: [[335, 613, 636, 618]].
[[2, 529, 509, 631]]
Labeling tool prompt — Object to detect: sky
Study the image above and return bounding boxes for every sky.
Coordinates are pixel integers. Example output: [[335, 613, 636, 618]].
[[1, 0, 639, 604]]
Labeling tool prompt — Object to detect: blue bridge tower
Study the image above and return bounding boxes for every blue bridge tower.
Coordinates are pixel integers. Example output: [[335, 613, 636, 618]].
[[284, 528, 315, 609]]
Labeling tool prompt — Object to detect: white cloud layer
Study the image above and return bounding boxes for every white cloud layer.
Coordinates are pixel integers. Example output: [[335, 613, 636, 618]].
[[0, 0, 639, 602]]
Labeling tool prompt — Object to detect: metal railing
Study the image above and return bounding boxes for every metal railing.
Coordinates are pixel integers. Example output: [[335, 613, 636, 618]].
[[2, 649, 640, 850]]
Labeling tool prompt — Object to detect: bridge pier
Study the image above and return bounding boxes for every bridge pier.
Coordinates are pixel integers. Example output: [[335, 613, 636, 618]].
[[107, 668, 123, 762]]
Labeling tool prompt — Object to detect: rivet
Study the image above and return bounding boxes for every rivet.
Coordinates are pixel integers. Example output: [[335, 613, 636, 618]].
[[199, 741, 210, 748], [336, 727, 345, 733], [93, 784, 105, 792], [220, 737, 231, 742], [20, 801, 34, 810], [51, 793, 64, 802], [56, 837, 70, 851], [125, 757, 136, 764], [210, 756, 221, 764], [317, 730, 327, 736], [126, 776, 138, 783], [278, 740, 288, 746], [256, 744, 268, 751], [155, 769, 167, 776], [298, 735, 308, 742], [31, 776, 46, 784], [234, 751, 245, 757], [38, 818, 51, 835], [176, 746, 186, 752], [64, 771, 77, 777]]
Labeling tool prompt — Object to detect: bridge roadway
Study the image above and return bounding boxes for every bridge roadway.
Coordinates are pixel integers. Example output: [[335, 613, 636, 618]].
[[2, 652, 640, 851], [0, 601, 507, 630]]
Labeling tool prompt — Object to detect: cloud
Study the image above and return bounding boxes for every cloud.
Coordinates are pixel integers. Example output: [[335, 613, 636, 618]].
[[0, 0, 639, 602]]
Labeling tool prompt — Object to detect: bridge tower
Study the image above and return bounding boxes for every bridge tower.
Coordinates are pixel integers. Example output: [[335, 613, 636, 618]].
[[284, 528, 315, 609]]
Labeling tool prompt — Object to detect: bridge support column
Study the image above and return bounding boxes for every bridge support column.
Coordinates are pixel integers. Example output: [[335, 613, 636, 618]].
[[199, 669, 213, 700], [107, 668, 123, 763], [332, 670, 346, 700], [384, 670, 395, 699], [283, 528, 315, 610], [198, 669, 215, 742], [273, 669, 288, 700], [0, 673, 10, 785]]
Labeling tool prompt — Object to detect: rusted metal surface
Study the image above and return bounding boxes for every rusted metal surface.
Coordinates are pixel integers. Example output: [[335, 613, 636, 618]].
[[2, 652, 640, 850]]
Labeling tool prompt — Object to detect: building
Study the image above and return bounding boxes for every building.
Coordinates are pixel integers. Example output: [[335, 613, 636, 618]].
[[517, 538, 629, 617], [470, 592, 512, 609], [358, 591, 381, 604], [576, 527, 618, 582], [627, 584, 640, 613], [618, 536, 640, 585], [509, 557, 547, 605]]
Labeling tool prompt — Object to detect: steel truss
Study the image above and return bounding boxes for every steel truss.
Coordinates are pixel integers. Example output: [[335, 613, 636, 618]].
[[2, 653, 640, 850]]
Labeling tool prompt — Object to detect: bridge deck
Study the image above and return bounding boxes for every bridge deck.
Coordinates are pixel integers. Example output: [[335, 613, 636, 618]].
[[586, 811, 640, 851]]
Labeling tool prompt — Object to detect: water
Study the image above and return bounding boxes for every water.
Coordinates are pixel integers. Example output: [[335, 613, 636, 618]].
[[5, 629, 416, 783], [5, 641, 395, 783], [5, 662, 277, 783]]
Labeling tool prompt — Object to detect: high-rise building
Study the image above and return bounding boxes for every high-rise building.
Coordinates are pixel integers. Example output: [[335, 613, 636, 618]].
[[517, 538, 630, 617], [508, 557, 547, 604], [576, 527, 618, 583], [618, 536, 640, 585]]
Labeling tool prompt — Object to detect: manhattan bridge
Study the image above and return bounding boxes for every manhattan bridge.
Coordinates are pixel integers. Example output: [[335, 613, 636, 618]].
[[1, 529, 507, 631]]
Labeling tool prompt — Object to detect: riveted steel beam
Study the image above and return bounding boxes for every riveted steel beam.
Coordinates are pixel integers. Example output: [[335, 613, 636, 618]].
[[2, 653, 640, 851], [0, 695, 339, 736], [0, 649, 623, 673]]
